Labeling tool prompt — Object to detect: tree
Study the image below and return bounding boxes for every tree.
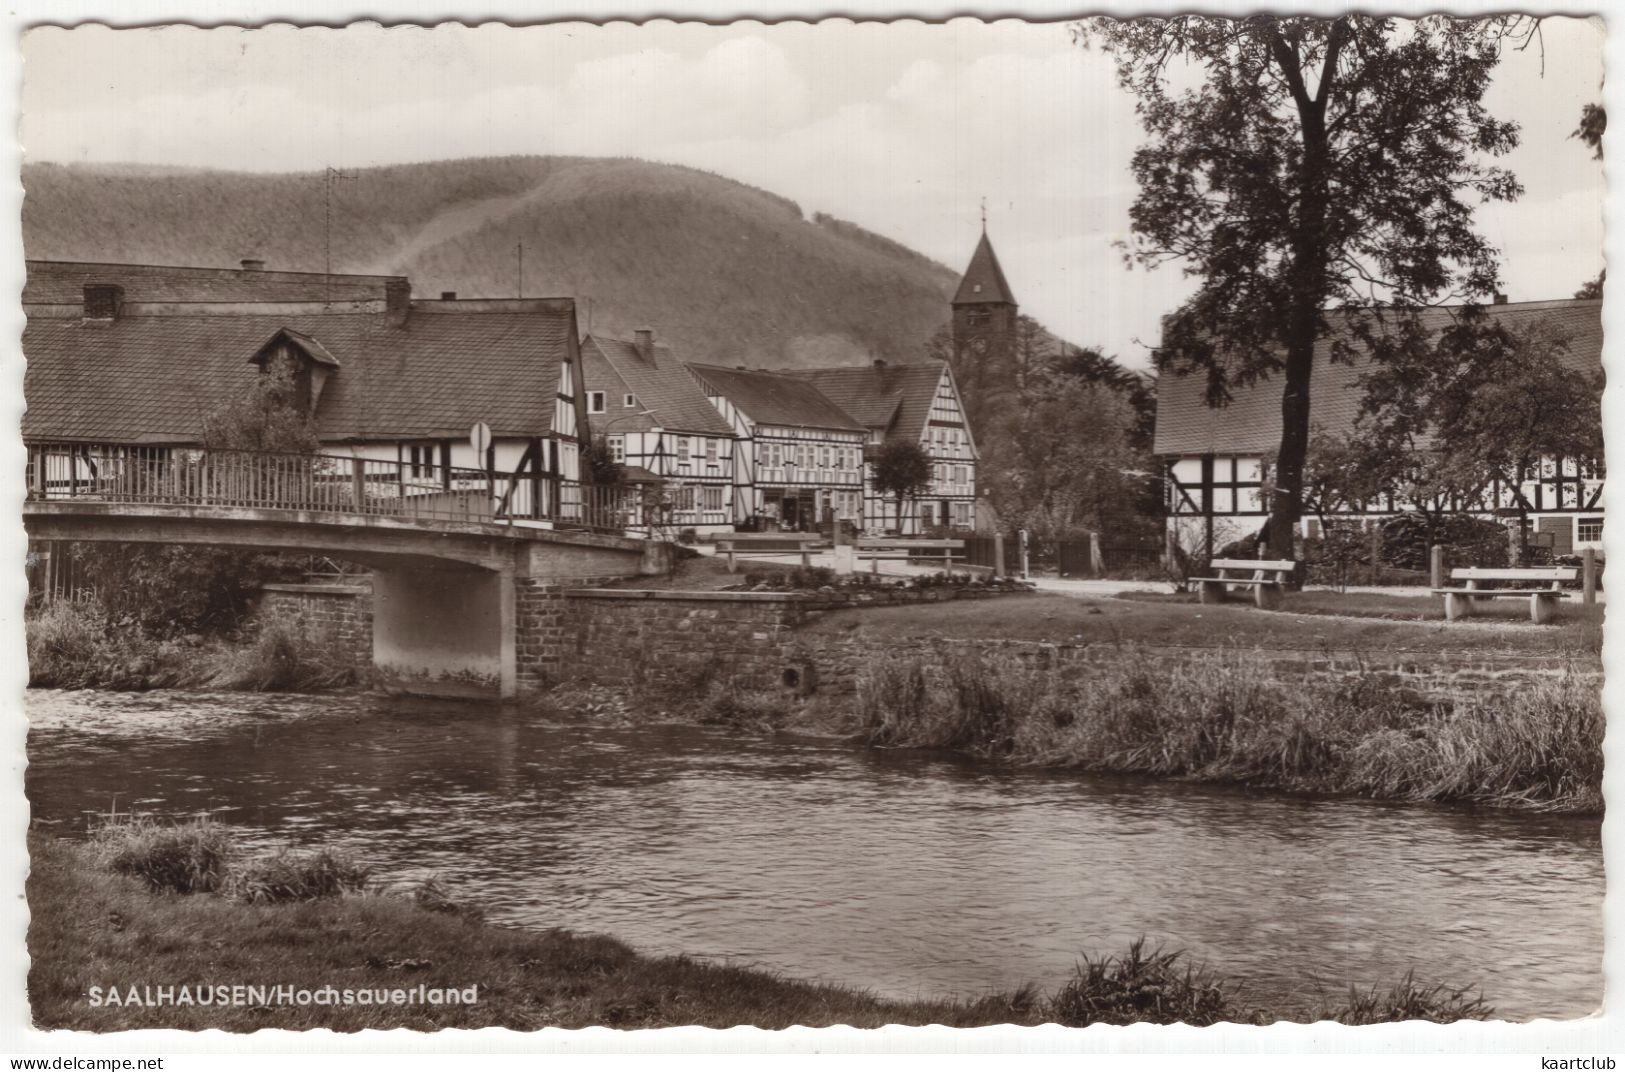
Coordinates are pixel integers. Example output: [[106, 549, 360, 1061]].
[[1357, 314, 1602, 564], [1573, 101, 1604, 300], [871, 440, 934, 532], [199, 352, 320, 453], [582, 433, 626, 487], [1079, 15, 1528, 558]]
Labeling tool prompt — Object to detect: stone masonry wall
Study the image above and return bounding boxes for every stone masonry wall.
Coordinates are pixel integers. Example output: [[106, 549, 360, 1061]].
[[562, 587, 1017, 694], [515, 575, 639, 696], [258, 583, 374, 668], [562, 587, 1597, 707]]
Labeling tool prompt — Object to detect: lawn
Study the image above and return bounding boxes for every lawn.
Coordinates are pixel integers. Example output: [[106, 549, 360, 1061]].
[[800, 590, 1601, 657]]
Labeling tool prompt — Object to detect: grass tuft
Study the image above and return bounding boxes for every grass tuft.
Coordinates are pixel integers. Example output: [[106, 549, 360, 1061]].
[[224, 846, 372, 904], [1049, 939, 1243, 1027], [88, 815, 234, 895]]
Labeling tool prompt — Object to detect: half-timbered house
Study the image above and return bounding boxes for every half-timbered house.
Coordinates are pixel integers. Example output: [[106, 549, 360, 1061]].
[[788, 360, 978, 534], [685, 364, 867, 531], [1153, 297, 1604, 557], [581, 331, 738, 533], [23, 260, 592, 525]]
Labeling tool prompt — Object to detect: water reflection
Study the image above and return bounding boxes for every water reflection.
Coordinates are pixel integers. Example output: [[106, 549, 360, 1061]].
[[25, 689, 1602, 1019]]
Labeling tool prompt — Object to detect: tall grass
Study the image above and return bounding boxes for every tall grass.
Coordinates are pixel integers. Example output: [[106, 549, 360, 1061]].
[[87, 816, 369, 902], [26, 600, 355, 692], [856, 648, 1602, 813]]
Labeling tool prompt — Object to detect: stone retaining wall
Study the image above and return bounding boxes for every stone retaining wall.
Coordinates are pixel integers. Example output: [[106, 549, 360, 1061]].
[[561, 587, 1018, 693], [257, 583, 374, 668]]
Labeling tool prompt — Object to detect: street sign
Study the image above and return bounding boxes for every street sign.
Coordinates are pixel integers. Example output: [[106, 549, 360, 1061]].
[[469, 421, 492, 458]]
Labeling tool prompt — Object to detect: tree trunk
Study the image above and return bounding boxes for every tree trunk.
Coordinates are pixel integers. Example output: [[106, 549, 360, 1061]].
[[1266, 335, 1315, 560]]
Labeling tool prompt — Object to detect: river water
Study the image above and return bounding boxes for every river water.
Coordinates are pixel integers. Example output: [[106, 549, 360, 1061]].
[[25, 689, 1603, 1020]]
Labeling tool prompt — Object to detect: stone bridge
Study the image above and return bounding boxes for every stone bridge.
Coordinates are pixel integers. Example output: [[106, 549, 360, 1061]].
[[25, 444, 669, 699]]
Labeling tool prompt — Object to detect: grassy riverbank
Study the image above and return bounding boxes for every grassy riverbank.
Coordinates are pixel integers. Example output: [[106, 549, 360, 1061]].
[[28, 829, 1493, 1030], [26, 599, 356, 692], [853, 648, 1601, 814]]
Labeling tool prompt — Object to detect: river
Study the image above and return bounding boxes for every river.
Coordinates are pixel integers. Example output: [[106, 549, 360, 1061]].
[[24, 689, 1603, 1020]]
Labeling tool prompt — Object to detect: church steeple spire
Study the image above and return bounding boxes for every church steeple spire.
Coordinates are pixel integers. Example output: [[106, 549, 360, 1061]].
[[952, 229, 1017, 308]]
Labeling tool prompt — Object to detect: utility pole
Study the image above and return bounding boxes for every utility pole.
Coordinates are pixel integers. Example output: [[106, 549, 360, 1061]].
[[323, 166, 357, 305], [517, 241, 524, 299]]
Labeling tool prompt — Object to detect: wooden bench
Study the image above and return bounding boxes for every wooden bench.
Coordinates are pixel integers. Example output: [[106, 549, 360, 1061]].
[[856, 538, 967, 575], [1189, 558, 1296, 610], [717, 535, 823, 572], [1431, 567, 1576, 624]]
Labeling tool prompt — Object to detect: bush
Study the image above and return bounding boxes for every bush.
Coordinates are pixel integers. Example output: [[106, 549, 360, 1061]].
[[90, 815, 235, 894], [204, 613, 356, 691], [225, 846, 372, 903], [1317, 971, 1492, 1025], [1381, 513, 1510, 571]]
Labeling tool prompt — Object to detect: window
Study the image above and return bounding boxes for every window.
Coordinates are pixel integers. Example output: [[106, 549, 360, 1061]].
[[953, 466, 968, 485], [706, 438, 719, 462], [953, 502, 972, 527], [608, 435, 625, 464], [677, 438, 691, 463], [818, 445, 831, 469], [766, 443, 782, 469], [587, 391, 606, 414], [1579, 517, 1604, 543], [703, 486, 725, 511], [624, 394, 637, 408], [407, 444, 434, 478]]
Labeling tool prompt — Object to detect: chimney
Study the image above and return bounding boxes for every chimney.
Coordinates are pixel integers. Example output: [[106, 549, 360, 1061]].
[[82, 283, 124, 322], [1493, 292, 1509, 305], [634, 328, 654, 363], [240, 258, 266, 272], [384, 278, 411, 325], [873, 358, 887, 368], [440, 291, 457, 301]]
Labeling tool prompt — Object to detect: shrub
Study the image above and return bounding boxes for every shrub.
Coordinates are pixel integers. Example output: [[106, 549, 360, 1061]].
[[204, 613, 356, 691], [89, 815, 236, 894], [1381, 513, 1510, 572], [226, 846, 372, 903]]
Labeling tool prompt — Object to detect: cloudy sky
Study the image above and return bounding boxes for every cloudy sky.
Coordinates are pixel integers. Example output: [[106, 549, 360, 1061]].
[[20, 17, 1605, 367]]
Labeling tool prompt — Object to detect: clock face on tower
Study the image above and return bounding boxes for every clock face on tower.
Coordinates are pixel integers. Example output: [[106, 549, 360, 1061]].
[[969, 337, 989, 357]]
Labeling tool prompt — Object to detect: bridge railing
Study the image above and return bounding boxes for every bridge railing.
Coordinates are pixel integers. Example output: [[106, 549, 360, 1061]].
[[24, 443, 636, 535]]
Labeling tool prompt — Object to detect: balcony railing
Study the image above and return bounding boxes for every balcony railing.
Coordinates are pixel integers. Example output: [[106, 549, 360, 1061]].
[[24, 443, 646, 537]]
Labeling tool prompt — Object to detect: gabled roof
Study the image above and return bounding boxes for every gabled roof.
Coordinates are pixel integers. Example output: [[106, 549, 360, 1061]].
[[1153, 298, 1603, 457], [23, 259, 404, 305], [582, 335, 735, 437], [686, 364, 865, 432], [951, 232, 1017, 306], [785, 361, 947, 446], [23, 301, 579, 444]]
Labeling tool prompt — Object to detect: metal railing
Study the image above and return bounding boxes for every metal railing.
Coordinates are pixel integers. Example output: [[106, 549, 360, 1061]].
[[24, 442, 642, 536]]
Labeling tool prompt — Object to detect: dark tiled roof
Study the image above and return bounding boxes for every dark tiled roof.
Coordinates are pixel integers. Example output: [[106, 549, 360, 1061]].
[[24, 260, 403, 304], [583, 336, 734, 437], [786, 362, 947, 446], [951, 232, 1016, 306], [686, 364, 865, 432], [1153, 299, 1603, 456], [23, 306, 576, 444]]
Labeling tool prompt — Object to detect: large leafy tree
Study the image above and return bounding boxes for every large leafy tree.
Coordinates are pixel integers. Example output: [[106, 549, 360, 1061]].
[[1079, 15, 1528, 557]]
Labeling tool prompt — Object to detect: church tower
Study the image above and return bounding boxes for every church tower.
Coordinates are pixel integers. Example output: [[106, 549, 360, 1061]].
[[950, 225, 1018, 373]]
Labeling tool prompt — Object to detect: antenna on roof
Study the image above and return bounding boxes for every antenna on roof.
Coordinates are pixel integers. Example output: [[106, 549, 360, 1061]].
[[517, 242, 524, 299], [323, 166, 357, 306], [980, 196, 987, 233]]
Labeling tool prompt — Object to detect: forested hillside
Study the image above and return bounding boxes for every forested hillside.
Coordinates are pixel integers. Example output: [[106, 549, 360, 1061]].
[[22, 156, 961, 369]]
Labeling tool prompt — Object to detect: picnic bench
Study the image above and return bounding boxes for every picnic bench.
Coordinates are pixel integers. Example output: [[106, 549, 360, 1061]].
[[1189, 558, 1296, 610], [1431, 567, 1576, 624], [717, 534, 824, 572], [855, 537, 988, 577]]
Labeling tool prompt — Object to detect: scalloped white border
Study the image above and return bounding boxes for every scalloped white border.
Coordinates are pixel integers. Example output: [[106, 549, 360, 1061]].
[[0, 1, 1614, 1061]]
